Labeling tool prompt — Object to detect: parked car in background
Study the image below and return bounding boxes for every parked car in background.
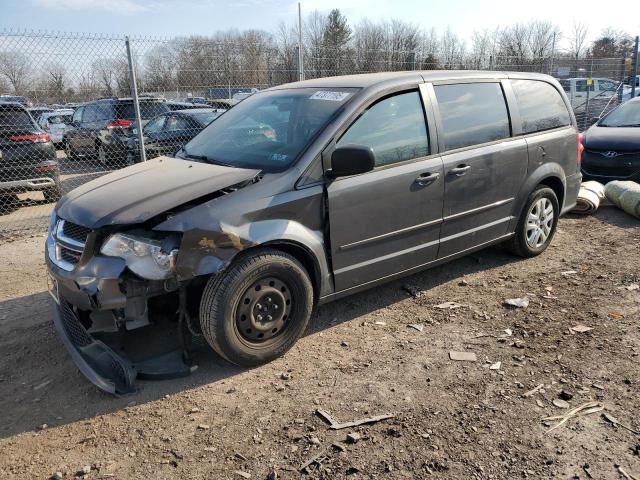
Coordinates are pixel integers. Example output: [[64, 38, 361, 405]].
[[560, 77, 631, 112], [0, 102, 61, 203], [0, 95, 28, 106], [27, 107, 54, 124], [125, 108, 224, 161], [63, 97, 170, 165], [165, 101, 208, 111], [46, 71, 581, 394], [38, 109, 74, 146], [581, 96, 640, 182], [232, 89, 259, 103], [625, 75, 640, 97], [182, 96, 208, 105], [206, 99, 234, 110]]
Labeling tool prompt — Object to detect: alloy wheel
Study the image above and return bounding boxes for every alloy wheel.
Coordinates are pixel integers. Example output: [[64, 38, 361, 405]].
[[525, 197, 554, 248]]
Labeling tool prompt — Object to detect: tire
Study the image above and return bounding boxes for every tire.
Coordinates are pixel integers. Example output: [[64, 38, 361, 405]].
[[43, 185, 62, 203], [63, 140, 76, 160], [199, 248, 314, 367], [505, 186, 559, 257]]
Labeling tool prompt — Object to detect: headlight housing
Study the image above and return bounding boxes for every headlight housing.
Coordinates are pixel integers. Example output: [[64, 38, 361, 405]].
[[100, 232, 179, 280]]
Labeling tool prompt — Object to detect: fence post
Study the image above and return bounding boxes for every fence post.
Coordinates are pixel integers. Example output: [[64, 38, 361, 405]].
[[632, 36, 639, 98], [125, 36, 146, 163], [549, 32, 556, 76]]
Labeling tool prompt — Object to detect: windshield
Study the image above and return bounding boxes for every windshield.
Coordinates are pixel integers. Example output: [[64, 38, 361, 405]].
[[599, 100, 640, 127], [48, 114, 72, 124], [181, 87, 357, 172]]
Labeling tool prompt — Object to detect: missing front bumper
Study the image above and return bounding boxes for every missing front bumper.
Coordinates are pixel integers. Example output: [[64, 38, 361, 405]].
[[52, 299, 194, 396]]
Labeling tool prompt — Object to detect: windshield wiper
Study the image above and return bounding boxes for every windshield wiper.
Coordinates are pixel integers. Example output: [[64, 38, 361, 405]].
[[181, 148, 233, 167]]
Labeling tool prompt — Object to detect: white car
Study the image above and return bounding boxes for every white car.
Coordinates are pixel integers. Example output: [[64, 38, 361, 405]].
[[559, 77, 632, 112], [38, 109, 74, 145]]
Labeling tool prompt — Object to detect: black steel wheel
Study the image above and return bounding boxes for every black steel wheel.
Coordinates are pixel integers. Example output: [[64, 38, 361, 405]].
[[199, 248, 313, 366]]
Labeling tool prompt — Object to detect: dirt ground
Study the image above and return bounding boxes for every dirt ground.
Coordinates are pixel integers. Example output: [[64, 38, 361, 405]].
[[0, 207, 638, 480]]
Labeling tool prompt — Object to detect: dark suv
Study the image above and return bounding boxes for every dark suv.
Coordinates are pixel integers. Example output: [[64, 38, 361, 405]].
[[46, 72, 582, 395], [63, 97, 169, 167], [0, 102, 61, 203]]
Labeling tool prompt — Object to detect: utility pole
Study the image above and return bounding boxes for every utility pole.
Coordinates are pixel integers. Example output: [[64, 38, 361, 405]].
[[125, 36, 146, 163], [298, 2, 304, 81], [632, 36, 639, 99], [549, 32, 556, 76]]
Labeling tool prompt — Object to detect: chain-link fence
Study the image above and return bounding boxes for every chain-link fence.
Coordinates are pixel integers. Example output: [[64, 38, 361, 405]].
[[0, 29, 637, 236]]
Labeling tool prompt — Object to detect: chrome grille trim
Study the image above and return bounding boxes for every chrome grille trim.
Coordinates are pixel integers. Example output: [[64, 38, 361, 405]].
[[47, 218, 89, 272]]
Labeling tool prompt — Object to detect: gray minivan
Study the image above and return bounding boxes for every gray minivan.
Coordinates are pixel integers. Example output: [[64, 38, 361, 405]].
[[46, 71, 582, 394]]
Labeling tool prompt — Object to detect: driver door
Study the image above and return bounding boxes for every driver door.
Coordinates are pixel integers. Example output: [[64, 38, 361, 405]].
[[326, 88, 444, 292]]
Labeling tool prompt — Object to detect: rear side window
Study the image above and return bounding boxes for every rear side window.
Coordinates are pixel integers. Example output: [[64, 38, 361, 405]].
[[434, 82, 510, 151], [511, 80, 571, 134], [116, 102, 169, 120], [0, 108, 33, 127], [337, 91, 429, 167]]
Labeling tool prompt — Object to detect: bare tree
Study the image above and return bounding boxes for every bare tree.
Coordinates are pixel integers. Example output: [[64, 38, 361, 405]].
[[0, 51, 32, 94], [440, 27, 466, 68], [569, 20, 589, 58], [46, 62, 66, 100], [304, 10, 327, 78]]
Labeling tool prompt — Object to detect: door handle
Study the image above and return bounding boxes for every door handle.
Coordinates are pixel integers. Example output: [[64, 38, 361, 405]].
[[415, 172, 440, 185], [448, 165, 471, 176]]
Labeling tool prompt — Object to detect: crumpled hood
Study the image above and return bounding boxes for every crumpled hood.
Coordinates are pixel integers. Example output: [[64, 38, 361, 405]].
[[583, 125, 640, 152], [56, 156, 259, 229]]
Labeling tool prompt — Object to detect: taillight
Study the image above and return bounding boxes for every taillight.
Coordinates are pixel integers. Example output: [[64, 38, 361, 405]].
[[106, 119, 133, 129], [34, 164, 58, 172], [10, 133, 50, 143], [577, 133, 584, 165]]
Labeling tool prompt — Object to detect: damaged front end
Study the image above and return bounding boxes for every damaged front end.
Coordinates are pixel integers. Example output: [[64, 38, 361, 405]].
[[46, 214, 202, 395]]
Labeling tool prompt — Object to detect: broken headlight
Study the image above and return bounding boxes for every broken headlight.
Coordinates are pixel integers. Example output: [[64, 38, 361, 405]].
[[100, 233, 178, 280]]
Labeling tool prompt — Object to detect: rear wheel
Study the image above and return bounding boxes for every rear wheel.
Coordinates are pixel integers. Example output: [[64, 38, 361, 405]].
[[199, 248, 314, 366], [43, 184, 62, 203], [63, 140, 76, 160], [505, 186, 559, 257]]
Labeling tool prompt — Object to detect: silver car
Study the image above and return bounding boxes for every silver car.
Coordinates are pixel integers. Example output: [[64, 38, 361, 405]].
[[38, 109, 74, 146]]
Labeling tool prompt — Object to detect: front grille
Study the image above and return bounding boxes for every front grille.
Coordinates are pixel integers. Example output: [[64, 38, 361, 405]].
[[59, 246, 82, 264], [62, 221, 91, 243], [59, 301, 92, 347]]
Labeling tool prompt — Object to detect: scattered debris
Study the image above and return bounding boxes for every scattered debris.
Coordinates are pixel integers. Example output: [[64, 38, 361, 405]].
[[233, 470, 251, 479], [449, 351, 477, 362], [504, 328, 513, 337], [346, 432, 361, 444], [503, 297, 529, 309], [373, 321, 387, 326], [188, 407, 200, 414], [570, 324, 593, 333], [561, 270, 578, 276], [33, 379, 52, 391], [298, 449, 330, 472], [592, 383, 605, 390], [624, 284, 639, 291], [608, 311, 625, 320], [489, 361, 501, 370], [197, 424, 210, 430], [316, 409, 395, 430], [458, 279, 468, 286], [402, 284, 422, 298], [280, 372, 291, 381], [542, 401, 604, 433], [226, 386, 237, 394], [616, 465, 639, 480], [559, 390, 574, 401], [407, 323, 424, 332], [522, 384, 544, 398], [602, 413, 640, 434], [435, 301, 465, 309], [341, 341, 349, 347], [553, 399, 570, 409]]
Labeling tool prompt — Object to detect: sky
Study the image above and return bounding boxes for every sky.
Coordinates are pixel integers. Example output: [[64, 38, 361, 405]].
[[1, 0, 639, 50]]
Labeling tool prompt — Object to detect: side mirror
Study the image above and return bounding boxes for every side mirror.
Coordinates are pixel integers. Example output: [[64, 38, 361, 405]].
[[328, 145, 375, 178]]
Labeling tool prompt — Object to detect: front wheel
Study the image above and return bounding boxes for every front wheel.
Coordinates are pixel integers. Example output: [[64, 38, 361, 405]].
[[505, 186, 559, 257], [199, 248, 314, 366]]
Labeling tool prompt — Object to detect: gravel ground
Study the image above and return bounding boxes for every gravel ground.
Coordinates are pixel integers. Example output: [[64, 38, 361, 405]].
[[0, 206, 638, 480]]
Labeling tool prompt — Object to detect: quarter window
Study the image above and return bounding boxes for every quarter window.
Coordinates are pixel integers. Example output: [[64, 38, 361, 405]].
[[511, 80, 571, 134], [434, 82, 511, 151], [337, 91, 429, 167]]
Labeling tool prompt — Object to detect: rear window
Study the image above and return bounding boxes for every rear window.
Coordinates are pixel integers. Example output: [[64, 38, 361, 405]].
[[190, 111, 222, 125], [115, 102, 169, 120], [0, 108, 34, 127], [511, 80, 571, 134], [434, 82, 511, 151]]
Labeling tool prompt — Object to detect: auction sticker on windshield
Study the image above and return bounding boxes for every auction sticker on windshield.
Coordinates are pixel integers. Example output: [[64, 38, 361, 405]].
[[309, 91, 351, 101]]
